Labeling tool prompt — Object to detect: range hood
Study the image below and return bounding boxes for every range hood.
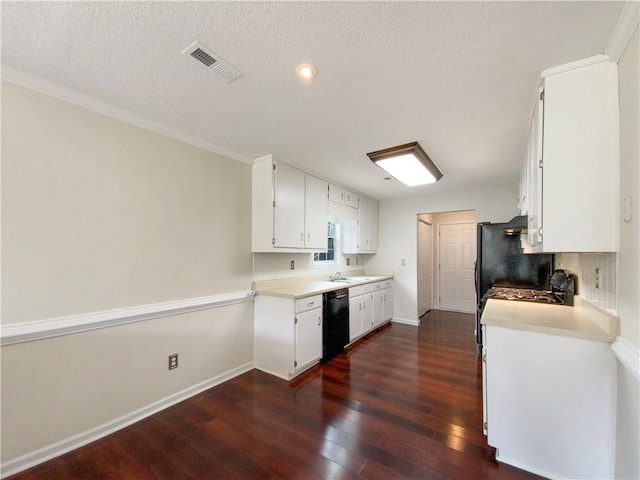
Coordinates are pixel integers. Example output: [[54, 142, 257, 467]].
[[503, 215, 528, 235]]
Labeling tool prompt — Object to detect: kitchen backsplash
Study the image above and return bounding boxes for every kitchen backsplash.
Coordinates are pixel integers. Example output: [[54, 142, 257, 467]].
[[557, 252, 617, 312], [252, 252, 375, 282]]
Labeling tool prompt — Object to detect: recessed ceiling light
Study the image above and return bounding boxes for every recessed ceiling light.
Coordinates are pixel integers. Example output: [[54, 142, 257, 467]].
[[367, 142, 443, 187], [296, 63, 317, 81]]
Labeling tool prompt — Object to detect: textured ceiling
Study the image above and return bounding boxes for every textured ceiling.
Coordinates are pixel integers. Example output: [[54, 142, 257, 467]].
[[1, 1, 625, 199]]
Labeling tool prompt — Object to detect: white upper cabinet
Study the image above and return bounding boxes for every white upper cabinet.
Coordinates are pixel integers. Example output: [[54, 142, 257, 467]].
[[304, 174, 330, 250], [344, 190, 358, 209], [328, 183, 358, 209], [359, 195, 378, 252], [524, 56, 619, 253], [518, 157, 528, 216], [343, 194, 378, 254], [274, 161, 306, 248], [252, 155, 328, 252]]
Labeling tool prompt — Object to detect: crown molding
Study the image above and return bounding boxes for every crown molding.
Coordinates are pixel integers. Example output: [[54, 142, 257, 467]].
[[605, 1, 640, 63], [0, 65, 253, 165]]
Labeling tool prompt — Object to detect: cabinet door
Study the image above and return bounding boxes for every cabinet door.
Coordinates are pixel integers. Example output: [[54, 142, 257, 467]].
[[518, 159, 527, 215], [372, 290, 385, 327], [295, 308, 323, 370], [344, 190, 358, 209], [368, 198, 378, 251], [482, 341, 488, 435], [328, 184, 345, 204], [527, 88, 544, 248], [358, 195, 378, 251], [383, 287, 393, 321], [541, 60, 618, 252], [349, 295, 363, 341], [361, 294, 373, 333], [274, 162, 305, 248], [304, 175, 329, 249]]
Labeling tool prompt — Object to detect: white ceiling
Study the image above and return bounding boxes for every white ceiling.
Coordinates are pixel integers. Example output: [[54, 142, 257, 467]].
[[1, 1, 625, 199]]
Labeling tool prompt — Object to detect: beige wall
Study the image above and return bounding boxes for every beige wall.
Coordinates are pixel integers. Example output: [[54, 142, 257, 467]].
[[1, 82, 254, 465], [371, 183, 518, 322], [615, 24, 640, 480], [2, 82, 253, 322]]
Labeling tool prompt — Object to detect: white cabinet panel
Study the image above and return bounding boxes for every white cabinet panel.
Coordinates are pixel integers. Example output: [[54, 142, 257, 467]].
[[484, 325, 615, 479], [343, 194, 378, 253], [254, 294, 323, 380], [371, 281, 393, 328], [305, 175, 329, 249], [344, 190, 358, 209], [349, 295, 363, 342], [295, 308, 323, 370], [274, 162, 305, 248], [523, 56, 619, 253], [252, 155, 329, 253], [328, 183, 345, 204]]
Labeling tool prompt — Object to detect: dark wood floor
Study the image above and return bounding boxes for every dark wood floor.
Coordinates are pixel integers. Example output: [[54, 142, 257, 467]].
[[8, 310, 544, 480]]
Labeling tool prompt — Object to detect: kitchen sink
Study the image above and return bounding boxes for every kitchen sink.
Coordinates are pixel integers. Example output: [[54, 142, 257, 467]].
[[329, 276, 373, 283]]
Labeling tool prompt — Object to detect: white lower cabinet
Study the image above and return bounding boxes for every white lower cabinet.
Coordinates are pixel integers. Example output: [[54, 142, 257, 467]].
[[348, 285, 372, 342], [372, 280, 393, 328], [349, 280, 392, 342], [483, 324, 616, 479], [254, 294, 323, 380]]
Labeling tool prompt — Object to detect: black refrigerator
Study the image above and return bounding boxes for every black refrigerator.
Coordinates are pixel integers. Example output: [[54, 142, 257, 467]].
[[475, 222, 554, 345]]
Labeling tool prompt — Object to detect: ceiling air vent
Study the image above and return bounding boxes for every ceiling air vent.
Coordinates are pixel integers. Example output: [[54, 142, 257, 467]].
[[182, 41, 243, 83]]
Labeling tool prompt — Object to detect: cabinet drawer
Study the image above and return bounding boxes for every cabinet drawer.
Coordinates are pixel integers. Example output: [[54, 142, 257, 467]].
[[295, 294, 323, 313], [370, 281, 384, 291], [349, 285, 365, 297]]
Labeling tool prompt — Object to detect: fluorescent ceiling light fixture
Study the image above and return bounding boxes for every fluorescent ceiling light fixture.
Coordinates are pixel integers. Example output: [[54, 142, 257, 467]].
[[296, 63, 317, 80], [367, 142, 443, 186]]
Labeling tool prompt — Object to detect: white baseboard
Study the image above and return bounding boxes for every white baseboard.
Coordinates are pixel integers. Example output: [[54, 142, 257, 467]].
[[392, 316, 420, 326], [0, 362, 255, 478], [496, 451, 567, 480], [612, 337, 640, 380]]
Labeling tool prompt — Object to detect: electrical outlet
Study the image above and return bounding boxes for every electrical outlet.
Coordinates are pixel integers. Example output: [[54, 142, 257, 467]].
[[346, 258, 351, 266], [168, 353, 178, 370], [290, 260, 295, 270], [595, 268, 600, 289], [401, 258, 406, 266]]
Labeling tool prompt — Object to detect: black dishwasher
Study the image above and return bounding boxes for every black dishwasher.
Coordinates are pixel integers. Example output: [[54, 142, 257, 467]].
[[322, 289, 350, 363]]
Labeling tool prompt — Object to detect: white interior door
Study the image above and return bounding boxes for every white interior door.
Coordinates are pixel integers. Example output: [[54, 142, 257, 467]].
[[417, 220, 433, 317], [439, 223, 476, 313]]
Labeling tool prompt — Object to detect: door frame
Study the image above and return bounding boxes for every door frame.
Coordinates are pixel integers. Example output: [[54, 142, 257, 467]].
[[417, 218, 433, 318]]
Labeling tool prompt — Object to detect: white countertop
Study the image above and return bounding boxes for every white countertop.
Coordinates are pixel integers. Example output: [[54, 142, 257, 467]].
[[481, 296, 619, 343], [253, 271, 393, 299]]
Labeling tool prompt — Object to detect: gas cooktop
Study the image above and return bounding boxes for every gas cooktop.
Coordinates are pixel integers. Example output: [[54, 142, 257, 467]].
[[485, 286, 560, 304]]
